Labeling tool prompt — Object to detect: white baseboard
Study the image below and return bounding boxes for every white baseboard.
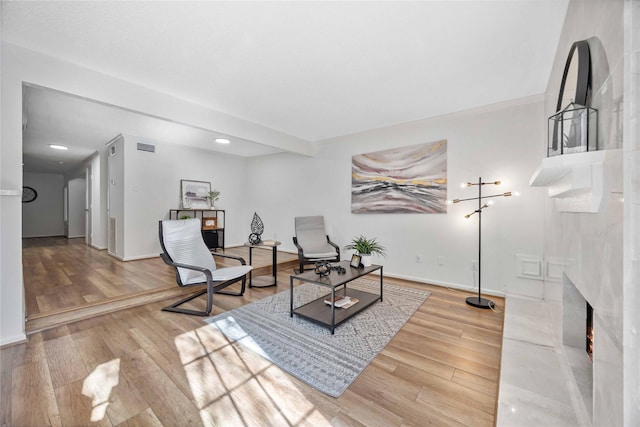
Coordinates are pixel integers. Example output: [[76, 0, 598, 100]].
[[1, 333, 27, 347], [205, 247, 507, 298], [382, 271, 506, 298], [22, 233, 66, 238], [122, 253, 160, 261], [107, 251, 124, 261]]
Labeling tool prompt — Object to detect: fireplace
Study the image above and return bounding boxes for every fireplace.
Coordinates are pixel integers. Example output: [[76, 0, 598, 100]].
[[563, 274, 594, 422]]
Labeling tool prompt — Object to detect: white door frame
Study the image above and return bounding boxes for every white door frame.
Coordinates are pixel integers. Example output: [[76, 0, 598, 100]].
[[85, 165, 92, 246]]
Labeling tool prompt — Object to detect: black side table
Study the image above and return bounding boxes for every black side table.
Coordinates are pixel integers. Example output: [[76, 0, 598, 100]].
[[244, 240, 281, 288]]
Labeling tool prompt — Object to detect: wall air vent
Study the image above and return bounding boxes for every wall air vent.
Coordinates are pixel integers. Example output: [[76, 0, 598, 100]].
[[137, 142, 155, 153]]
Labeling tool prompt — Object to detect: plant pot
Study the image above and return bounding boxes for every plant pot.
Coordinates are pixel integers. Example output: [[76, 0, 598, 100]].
[[360, 253, 372, 267]]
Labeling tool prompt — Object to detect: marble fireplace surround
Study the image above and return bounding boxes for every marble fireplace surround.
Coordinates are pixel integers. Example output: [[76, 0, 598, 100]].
[[498, 1, 636, 425], [499, 148, 624, 426], [563, 274, 595, 423]]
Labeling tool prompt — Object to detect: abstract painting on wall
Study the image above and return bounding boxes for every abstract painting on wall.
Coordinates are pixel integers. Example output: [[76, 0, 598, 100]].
[[351, 140, 447, 213]]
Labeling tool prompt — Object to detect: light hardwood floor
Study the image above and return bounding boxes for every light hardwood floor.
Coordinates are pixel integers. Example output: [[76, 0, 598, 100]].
[[4, 241, 504, 426], [22, 237, 177, 316], [21, 237, 299, 332]]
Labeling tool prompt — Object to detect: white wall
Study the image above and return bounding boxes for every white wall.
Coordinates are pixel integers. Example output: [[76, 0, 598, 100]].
[[623, 0, 640, 423], [2, 36, 303, 344], [66, 178, 85, 238], [90, 154, 104, 249], [107, 136, 125, 258], [247, 96, 547, 297], [68, 152, 106, 249], [0, 42, 310, 345], [119, 134, 248, 260], [1, 42, 26, 345], [22, 172, 65, 238], [0, 40, 545, 345]]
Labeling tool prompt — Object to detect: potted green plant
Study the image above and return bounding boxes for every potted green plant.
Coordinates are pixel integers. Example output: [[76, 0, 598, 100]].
[[344, 235, 386, 267], [207, 190, 220, 208]]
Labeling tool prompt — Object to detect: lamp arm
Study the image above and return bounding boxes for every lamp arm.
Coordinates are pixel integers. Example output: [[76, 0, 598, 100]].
[[453, 192, 510, 203], [484, 192, 511, 199], [466, 180, 501, 186]]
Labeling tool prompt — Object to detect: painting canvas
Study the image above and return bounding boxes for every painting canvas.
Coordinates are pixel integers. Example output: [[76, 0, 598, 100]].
[[181, 180, 211, 209], [351, 140, 447, 214]]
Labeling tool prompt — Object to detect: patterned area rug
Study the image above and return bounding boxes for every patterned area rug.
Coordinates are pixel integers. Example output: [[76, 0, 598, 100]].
[[205, 278, 430, 397]]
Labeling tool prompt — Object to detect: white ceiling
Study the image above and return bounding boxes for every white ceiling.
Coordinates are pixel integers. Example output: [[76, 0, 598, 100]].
[[3, 1, 569, 173], [21, 84, 282, 173]]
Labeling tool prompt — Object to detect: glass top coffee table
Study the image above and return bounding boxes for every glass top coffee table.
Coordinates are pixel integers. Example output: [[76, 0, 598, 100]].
[[289, 260, 383, 334]]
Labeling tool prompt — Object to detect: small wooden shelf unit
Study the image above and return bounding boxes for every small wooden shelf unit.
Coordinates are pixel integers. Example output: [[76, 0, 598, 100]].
[[169, 209, 225, 251]]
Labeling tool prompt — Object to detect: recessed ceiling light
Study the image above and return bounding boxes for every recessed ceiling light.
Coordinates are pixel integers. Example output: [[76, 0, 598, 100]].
[[49, 144, 68, 150], [215, 138, 230, 144], [58, 161, 64, 164]]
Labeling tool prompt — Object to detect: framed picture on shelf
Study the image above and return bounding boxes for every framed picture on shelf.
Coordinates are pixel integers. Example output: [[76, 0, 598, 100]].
[[350, 254, 362, 268], [181, 180, 211, 209], [202, 217, 217, 230]]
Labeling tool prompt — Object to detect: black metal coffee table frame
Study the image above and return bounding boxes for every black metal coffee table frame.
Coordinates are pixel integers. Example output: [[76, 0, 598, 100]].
[[289, 260, 383, 334]]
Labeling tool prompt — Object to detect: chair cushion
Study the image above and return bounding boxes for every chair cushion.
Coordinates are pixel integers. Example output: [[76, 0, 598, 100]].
[[210, 265, 252, 281], [304, 250, 340, 259], [161, 219, 218, 285], [295, 216, 337, 256]]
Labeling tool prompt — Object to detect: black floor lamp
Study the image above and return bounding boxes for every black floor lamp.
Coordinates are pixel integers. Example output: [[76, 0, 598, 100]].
[[452, 177, 512, 309]]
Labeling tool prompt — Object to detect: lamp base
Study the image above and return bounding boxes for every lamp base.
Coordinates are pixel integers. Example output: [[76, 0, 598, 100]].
[[466, 296, 494, 309]]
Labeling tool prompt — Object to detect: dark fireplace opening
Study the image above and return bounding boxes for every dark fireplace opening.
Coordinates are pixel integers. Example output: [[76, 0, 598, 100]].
[[586, 302, 593, 362]]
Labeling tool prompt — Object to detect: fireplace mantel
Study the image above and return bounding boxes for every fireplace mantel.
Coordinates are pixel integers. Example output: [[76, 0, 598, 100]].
[[529, 150, 621, 213]]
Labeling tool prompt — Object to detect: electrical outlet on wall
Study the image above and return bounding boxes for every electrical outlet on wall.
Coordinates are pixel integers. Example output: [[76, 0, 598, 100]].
[[471, 260, 478, 270], [437, 256, 445, 266], [415, 255, 422, 263]]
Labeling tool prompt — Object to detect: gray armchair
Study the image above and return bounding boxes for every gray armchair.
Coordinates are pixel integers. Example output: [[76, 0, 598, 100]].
[[292, 216, 340, 273]]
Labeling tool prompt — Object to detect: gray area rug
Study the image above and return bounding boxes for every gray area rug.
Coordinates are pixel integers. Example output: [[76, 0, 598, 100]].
[[205, 278, 430, 397]]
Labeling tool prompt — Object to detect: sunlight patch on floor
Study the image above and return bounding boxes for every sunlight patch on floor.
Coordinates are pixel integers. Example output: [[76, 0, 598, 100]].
[[174, 316, 332, 426], [81, 358, 120, 422]]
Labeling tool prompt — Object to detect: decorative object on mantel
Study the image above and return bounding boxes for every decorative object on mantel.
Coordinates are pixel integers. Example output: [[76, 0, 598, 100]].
[[548, 103, 598, 157], [344, 235, 386, 267], [207, 189, 220, 207], [532, 36, 610, 214], [180, 179, 211, 209], [549, 39, 597, 157], [351, 140, 448, 214], [451, 178, 512, 309], [248, 212, 264, 244]]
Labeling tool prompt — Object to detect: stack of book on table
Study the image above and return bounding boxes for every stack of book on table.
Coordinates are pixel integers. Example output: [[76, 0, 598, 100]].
[[324, 295, 359, 309]]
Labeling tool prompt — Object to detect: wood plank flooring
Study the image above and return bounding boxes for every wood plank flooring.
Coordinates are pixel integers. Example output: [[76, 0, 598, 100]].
[[22, 237, 299, 332], [5, 239, 505, 426], [22, 237, 175, 317]]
